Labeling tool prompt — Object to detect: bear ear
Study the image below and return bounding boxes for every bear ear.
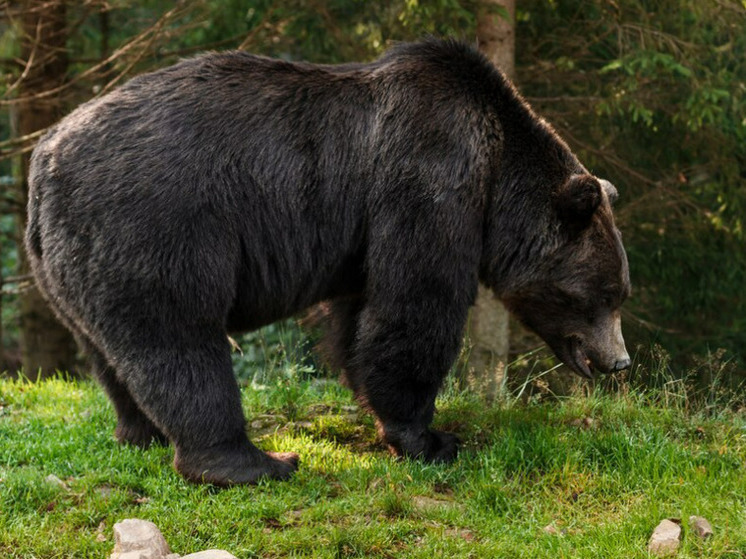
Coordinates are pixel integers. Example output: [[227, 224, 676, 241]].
[[553, 174, 602, 226], [598, 178, 619, 205]]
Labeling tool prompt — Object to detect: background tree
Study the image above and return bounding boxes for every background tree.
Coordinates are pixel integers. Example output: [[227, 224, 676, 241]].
[[466, 0, 515, 398], [9, 0, 76, 378]]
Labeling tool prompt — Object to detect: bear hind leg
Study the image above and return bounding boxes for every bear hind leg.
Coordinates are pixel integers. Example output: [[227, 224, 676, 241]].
[[113, 333, 298, 485], [39, 293, 168, 450], [30, 262, 166, 448], [84, 344, 168, 449], [310, 297, 364, 387]]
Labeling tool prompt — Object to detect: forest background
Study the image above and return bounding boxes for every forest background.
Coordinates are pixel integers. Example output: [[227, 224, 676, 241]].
[[1, 0, 745, 391]]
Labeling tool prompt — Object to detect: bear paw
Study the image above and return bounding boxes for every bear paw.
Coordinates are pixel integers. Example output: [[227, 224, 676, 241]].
[[174, 443, 299, 486], [115, 419, 168, 449], [425, 429, 461, 463], [382, 423, 460, 464]]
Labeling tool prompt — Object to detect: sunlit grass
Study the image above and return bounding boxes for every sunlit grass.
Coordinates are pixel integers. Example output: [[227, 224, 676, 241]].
[[1, 373, 746, 558]]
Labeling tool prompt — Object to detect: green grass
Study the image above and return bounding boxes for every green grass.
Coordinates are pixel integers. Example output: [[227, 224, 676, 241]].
[[1, 374, 746, 558]]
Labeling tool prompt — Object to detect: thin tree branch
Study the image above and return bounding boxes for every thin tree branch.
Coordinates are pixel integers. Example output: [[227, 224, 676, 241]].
[[0, 129, 45, 149], [3, 16, 42, 98], [237, 3, 279, 51], [1, 2, 192, 106]]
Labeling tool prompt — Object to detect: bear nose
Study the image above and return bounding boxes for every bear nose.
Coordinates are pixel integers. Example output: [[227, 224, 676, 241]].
[[612, 357, 631, 372]]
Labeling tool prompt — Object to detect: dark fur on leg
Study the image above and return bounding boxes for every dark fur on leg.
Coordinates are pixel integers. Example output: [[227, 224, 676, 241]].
[[304, 297, 363, 387], [174, 434, 298, 486], [81, 341, 168, 448], [378, 420, 460, 463]]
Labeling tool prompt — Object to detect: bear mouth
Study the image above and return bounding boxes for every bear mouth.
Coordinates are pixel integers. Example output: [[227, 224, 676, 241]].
[[566, 336, 594, 379]]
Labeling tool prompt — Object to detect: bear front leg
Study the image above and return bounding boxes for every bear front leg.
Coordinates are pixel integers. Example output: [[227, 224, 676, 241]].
[[354, 176, 482, 462], [346, 297, 469, 464], [376, 408, 462, 464]]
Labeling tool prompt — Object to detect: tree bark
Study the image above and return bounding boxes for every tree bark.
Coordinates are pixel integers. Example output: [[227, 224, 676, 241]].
[[16, 0, 77, 378], [0, 270, 4, 371], [465, 0, 515, 399], [476, 0, 515, 78]]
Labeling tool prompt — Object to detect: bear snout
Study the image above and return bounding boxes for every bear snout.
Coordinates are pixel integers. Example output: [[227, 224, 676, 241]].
[[612, 356, 632, 372], [585, 310, 630, 375]]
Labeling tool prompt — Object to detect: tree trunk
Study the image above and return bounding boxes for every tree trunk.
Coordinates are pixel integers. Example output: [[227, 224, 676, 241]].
[[465, 0, 516, 399], [476, 0, 516, 78], [0, 269, 4, 371], [16, 0, 77, 378]]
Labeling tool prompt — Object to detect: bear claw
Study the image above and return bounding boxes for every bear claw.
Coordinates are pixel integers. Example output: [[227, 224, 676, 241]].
[[426, 430, 461, 463], [115, 421, 169, 449], [382, 424, 461, 464], [174, 445, 300, 486]]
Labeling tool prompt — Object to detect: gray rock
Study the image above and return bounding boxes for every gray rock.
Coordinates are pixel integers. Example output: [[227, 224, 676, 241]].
[[411, 495, 465, 513], [45, 474, 69, 490], [689, 516, 713, 539], [109, 518, 236, 559], [111, 519, 172, 559], [180, 552, 237, 559], [542, 523, 568, 536], [648, 519, 681, 557], [114, 553, 157, 559]]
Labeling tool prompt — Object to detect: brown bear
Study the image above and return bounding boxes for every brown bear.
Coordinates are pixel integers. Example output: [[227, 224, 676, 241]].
[[25, 38, 630, 485]]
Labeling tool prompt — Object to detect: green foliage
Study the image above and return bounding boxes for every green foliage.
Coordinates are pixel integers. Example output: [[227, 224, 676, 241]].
[[0, 214, 18, 356], [3, 375, 746, 557], [230, 320, 317, 384]]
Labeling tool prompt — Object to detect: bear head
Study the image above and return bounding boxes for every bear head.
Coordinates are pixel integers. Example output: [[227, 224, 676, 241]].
[[501, 174, 631, 379]]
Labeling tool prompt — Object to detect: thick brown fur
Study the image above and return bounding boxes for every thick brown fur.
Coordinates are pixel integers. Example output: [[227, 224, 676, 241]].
[[26, 38, 630, 484]]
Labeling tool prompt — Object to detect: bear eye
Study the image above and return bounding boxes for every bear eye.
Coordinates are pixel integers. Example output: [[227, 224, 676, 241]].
[[601, 289, 620, 308]]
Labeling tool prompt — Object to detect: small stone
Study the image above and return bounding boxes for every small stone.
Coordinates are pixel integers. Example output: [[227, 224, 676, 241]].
[[689, 516, 713, 539], [411, 496, 464, 512], [570, 417, 596, 429], [115, 553, 155, 559], [96, 521, 108, 542], [180, 552, 237, 559], [444, 528, 475, 541], [111, 519, 171, 559], [648, 519, 681, 557], [45, 474, 69, 490], [543, 523, 559, 535]]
